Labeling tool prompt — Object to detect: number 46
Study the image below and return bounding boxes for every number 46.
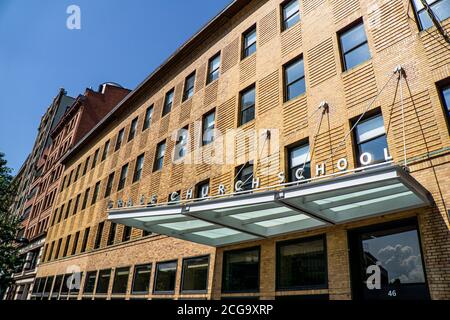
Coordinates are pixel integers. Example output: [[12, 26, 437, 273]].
[[388, 290, 397, 297]]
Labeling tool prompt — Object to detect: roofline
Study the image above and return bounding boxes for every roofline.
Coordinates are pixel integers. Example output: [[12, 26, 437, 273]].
[[61, 0, 251, 165]]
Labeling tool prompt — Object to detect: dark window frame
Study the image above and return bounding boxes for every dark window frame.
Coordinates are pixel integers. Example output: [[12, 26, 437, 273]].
[[411, 0, 450, 31], [202, 109, 216, 146], [133, 153, 145, 183], [83, 271, 97, 295], [112, 266, 131, 295], [128, 117, 139, 142], [153, 141, 166, 172], [207, 52, 221, 85], [286, 139, 311, 182], [153, 260, 178, 295], [281, 0, 301, 31], [283, 56, 306, 102], [94, 222, 104, 250], [101, 140, 110, 162], [183, 71, 196, 102], [242, 25, 257, 59], [104, 172, 115, 198], [131, 264, 153, 295], [437, 78, 450, 134], [180, 255, 210, 294], [117, 163, 129, 191], [115, 128, 125, 152], [142, 105, 154, 131], [239, 84, 256, 126], [162, 89, 175, 117], [338, 19, 371, 71], [91, 181, 101, 205], [95, 269, 112, 295]]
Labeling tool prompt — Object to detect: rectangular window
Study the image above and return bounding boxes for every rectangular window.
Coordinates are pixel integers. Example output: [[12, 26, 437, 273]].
[[181, 256, 209, 292], [104, 172, 115, 198], [288, 141, 311, 182], [83, 156, 90, 176], [43, 276, 54, 296], [122, 226, 132, 242], [94, 222, 104, 249], [153, 141, 166, 172], [118, 163, 129, 191], [154, 261, 177, 294], [353, 113, 389, 167], [439, 82, 450, 132], [242, 26, 257, 58], [412, 0, 450, 30], [101, 140, 110, 162], [74, 164, 81, 182], [239, 85, 256, 126], [63, 235, 71, 257], [52, 275, 63, 298], [207, 53, 221, 84], [73, 194, 81, 215], [339, 20, 371, 71], [196, 180, 210, 199], [183, 72, 196, 101], [222, 247, 260, 293], [64, 200, 72, 219], [84, 271, 97, 294], [162, 89, 174, 117], [115, 128, 125, 151], [142, 105, 154, 131], [112, 267, 130, 295], [276, 236, 327, 290], [174, 127, 189, 161], [284, 57, 305, 102], [235, 163, 254, 192], [81, 188, 90, 210], [95, 269, 111, 295], [72, 231, 80, 255], [54, 239, 62, 260], [282, 0, 300, 31], [107, 223, 116, 246], [133, 154, 145, 183], [81, 228, 90, 253], [202, 110, 215, 146], [92, 149, 100, 169], [91, 181, 101, 205], [60, 273, 71, 295], [132, 264, 152, 294], [128, 117, 138, 142]]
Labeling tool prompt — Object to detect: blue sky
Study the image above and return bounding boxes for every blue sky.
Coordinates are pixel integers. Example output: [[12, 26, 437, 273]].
[[0, 0, 231, 174]]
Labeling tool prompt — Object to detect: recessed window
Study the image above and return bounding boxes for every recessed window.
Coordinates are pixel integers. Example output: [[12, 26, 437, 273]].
[[60, 273, 72, 295], [91, 181, 101, 205], [54, 239, 62, 260], [74, 164, 81, 182], [94, 222, 104, 249], [73, 194, 81, 215], [284, 57, 305, 102], [115, 128, 125, 151], [242, 26, 257, 58], [153, 141, 166, 172], [83, 156, 90, 176], [196, 180, 210, 199], [239, 85, 256, 126], [43, 276, 54, 297], [52, 275, 63, 298], [128, 117, 138, 142], [438, 81, 450, 132], [72, 231, 80, 255], [133, 153, 145, 183], [235, 162, 254, 192], [101, 140, 110, 162], [118, 163, 129, 191], [142, 105, 154, 131], [95, 269, 111, 295], [202, 110, 215, 146], [282, 0, 300, 31], [412, 0, 450, 30], [277, 236, 327, 290], [183, 72, 196, 101], [154, 261, 177, 294], [107, 223, 116, 246], [81, 188, 90, 210], [222, 247, 260, 293], [104, 172, 115, 198], [207, 53, 221, 84], [92, 149, 100, 169], [288, 141, 311, 182], [122, 226, 132, 242], [132, 264, 152, 294], [112, 267, 130, 295], [64, 200, 72, 219], [353, 113, 389, 167], [174, 127, 189, 160], [81, 227, 90, 253], [181, 256, 209, 292], [339, 21, 371, 71], [162, 89, 174, 117], [63, 235, 71, 257]]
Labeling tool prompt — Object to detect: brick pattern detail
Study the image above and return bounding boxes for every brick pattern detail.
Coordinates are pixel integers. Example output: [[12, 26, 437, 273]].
[[307, 38, 337, 87]]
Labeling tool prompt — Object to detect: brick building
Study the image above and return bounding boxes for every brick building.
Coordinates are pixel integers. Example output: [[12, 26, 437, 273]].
[[34, 0, 449, 300]]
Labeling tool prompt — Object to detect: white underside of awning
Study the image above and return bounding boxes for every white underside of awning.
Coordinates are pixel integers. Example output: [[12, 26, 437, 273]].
[[108, 165, 432, 247]]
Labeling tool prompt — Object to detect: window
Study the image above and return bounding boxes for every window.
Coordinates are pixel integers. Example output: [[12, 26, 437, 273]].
[[207, 53, 221, 84], [154, 261, 177, 293], [81, 228, 90, 253], [174, 127, 189, 160], [52, 275, 63, 298], [277, 236, 327, 290], [94, 222, 104, 249], [84, 271, 97, 294], [202, 110, 215, 146], [63, 235, 71, 257], [118, 163, 129, 191], [73, 194, 81, 215], [142, 105, 154, 131], [282, 0, 300, 31], [239, 85, 256, 126], [122, 226, 132, 242], [242, 26, 257, 58], [196, 180, 210, 199], [107, 223, 116, 246], [83, 156, 90, 176], [412, 0, 450, 30], [91, 181, 101, 205], [339, 21, 371, 71], [153, 141, 166, 172], [95, 269, 111, 295], [183, 72, 196, 101], [128, 117, 138, 142], [353, 113, 389, 167], [91, 149, 100, 168], [133, 154, 145, 183], [43, 276, 54, 297], [288, 141, 311, 182], [115, 128, 125, 151], [64, 200, 72, 219], [112, 267, 130, 295], [104, 172, 115, 198], [132, 264, 152, 294], [181, 256, 209, 292], [439, 82, 450, 132], [162, 89, 174, 117], [284, 57, 305, 102], [235, 162, 254, 192], [54, 239, 62, 260], [81, 188, 90, 210], [101, 140, 110, 162], [74, 164, 81, 182], [72, 231, 80, 255], [60, 274, 72, 295], [222, 247, 260, 293]]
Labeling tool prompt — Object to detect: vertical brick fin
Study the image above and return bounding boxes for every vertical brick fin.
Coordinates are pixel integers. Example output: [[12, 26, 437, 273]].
[[170, 164, 184, 187], [139, 130, 149, 150], [239, 54, 257, 84], [152, 97, 164, 122], [258, 70, 280, 115], [179, 99, 192, 125], [303, 0, 326, 16], [281, 23, 303, 57], [173, 81, 184, 108], [257, 153, 281, 187], [217, 97, 236, 132], [283, 95, 308, 137], [307, 38, 337, 87], [159, 115, 170, 137], [314, 126, 346, 174], [259, 9, 278, 47], [196, 63, 207, 93], [342, 62, 378, 111], [150, 171, 162, 196], [222, 38, 240, 74], [421, 21, 450, 71], [142, 150, 154, 179], [204, 80, 219, 107], [211, 172, 232, 195], [368, 0, 411, 53], [235, 122, 256, 162], [196, 162, 211, 176], [331, 0, 360, 24], [164, 139, 175, 167], [110, 153, 119, 171], [388, 90, 442, 158]]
